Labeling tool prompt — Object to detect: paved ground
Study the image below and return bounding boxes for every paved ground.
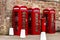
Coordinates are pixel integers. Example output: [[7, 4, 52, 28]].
[[0, 32, 60, 40]]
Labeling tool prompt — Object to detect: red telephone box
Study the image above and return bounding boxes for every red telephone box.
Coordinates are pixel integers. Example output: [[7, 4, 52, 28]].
[[12, 6, 20, 35], [12, 6, 28, 35], [43, 8, 56, 33], [28, 8, 32, 35], [18, 6, 28, 35], [31, 8, 40, 35]]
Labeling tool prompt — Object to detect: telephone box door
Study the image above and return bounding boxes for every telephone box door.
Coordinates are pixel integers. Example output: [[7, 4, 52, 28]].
[[18, 6, 28, 35], [31, 8, 40, 35]]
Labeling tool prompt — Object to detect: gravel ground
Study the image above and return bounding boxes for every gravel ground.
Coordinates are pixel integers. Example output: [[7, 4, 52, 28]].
[[0, 32, 60, 40]]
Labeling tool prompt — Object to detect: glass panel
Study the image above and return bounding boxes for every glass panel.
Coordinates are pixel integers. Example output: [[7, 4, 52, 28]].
[[51, 14, 55, 31], [35, 13, 39, 32], [22, 12, 26, 29], [15, 12, 18, 31]]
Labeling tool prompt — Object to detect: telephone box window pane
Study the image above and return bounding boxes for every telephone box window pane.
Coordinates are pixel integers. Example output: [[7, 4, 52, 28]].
[[35, 13, 39, 32], [15, 12, 18, 31], [51, 14, 55, 31], [22, 12, 26, 29]]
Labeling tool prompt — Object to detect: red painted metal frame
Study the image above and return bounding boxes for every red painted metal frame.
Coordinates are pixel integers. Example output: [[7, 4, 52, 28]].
[[41, 18, 46, 32]]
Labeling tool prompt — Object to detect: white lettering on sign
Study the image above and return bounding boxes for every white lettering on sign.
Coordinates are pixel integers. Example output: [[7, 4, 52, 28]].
[[50, 11, 55, 13], [21, 8, 27, 10], [34, 10, 39, 12], [14, 8, 19, 9], [44, 11, 48, 12]]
